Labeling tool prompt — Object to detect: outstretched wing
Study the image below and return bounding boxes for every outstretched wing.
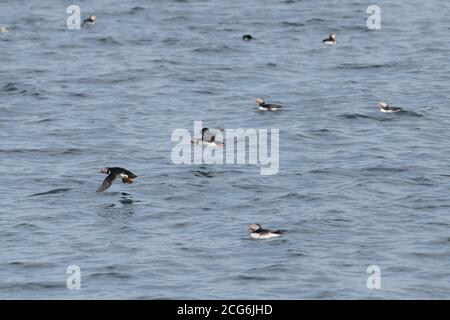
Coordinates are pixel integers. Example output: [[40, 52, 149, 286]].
[[96, 174, 115, 192]]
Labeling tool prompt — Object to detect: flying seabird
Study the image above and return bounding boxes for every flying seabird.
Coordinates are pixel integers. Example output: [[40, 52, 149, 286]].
[[96, 167, 138, 192]]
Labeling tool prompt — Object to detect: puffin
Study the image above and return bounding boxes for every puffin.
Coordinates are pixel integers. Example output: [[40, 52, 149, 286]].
[[82, 15, 96, 26], [323, 33, 336, 45], [248, 224, 283, 239], [97, 167, 138, 192], [256, 98, 283, 111], [242, 34, 253, 41], [191, 128, 224, 147], [378, 102, 402, 113]]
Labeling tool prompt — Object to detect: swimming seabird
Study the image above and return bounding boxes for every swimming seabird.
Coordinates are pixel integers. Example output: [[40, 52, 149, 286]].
[[242, 34, 253, 41], [82, 15, 96, 26], [323, 33, 336, 45], [248, 224, 283, 239], [191, 128, 224, 147], [97, 167, 138, 192], [378, 102, 402, 113], [256, 98, 283, 111], [0, 27, 9, 33]]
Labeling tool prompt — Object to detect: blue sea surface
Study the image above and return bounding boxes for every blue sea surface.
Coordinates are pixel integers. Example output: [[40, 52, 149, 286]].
[[1, 0, 450, 299]]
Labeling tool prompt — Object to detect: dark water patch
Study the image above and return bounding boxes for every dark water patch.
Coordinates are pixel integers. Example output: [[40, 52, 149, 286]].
[[191, 169, 224, 178], [7, 261, 54, 269], [128, 6, 145, 14], [193, 45, 237, 54], [305, 18, 325, 24], [163, 37, 180, 45], [0, 148, 84, 155], [0, 282, 63, 291], [281, 21, 305, 27], [336, 63, 397, 70], [409, 176, 435, 186], [88, 272, 134, 279], [1, 83, 45, 97], [339, 113, 395, 122], [281, 192, 320, 201], [29, 188, 72, 197], [89, 36, 122, 46], [400, 110, 423, 117], [235, 275, 270, 281], [12, 223, 40, 230], [248, 264, 289, 273], [360, 166, 407, 175]]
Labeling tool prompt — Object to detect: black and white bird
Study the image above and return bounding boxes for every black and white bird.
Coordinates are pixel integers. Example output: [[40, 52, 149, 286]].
[[82, 15, 96, 26], [378, 102, 402, 113], [323, 33, 336, 45], [256, 98, 283, 111], [96, 167, 138, 192], [242, 34, 253, 41], [248, 223, 283, 239], [191, 128, 224, 147]]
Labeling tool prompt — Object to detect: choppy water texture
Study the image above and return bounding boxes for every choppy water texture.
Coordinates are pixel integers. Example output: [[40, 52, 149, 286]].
[[1, 0, 450, 299]]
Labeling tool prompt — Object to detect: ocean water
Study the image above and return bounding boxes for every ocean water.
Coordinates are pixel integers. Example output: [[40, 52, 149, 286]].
[[1, 0, 450, 299]]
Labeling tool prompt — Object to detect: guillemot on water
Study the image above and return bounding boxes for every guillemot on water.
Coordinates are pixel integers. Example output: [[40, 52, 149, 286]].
[[97, 167, 138, 192]]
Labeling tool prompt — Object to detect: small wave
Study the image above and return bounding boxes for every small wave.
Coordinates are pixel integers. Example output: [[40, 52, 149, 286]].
[[120, 198, 134, 205], [29, 188, 71, 197], [13, 223, 40, 229], [88, 272, 134, 279], [401, 110, 422, 117], [191, 170, 224, 178], [0, 148, 84, 155], [0, 282, 62, 290], [162, 37, 179, 45], [361, 166, 407, 175], [336, 63, 396, 70], [281, 21, 305, 27], [281, 192, 320, 201], [96, 36, 122, 45], [128, 6, 145, 14], [235, 275, 270, 281], [1, 82, 45, 97], [193, 45, 236, 54], [339, 113, 393, 122], [305, 18, 325, 24]]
